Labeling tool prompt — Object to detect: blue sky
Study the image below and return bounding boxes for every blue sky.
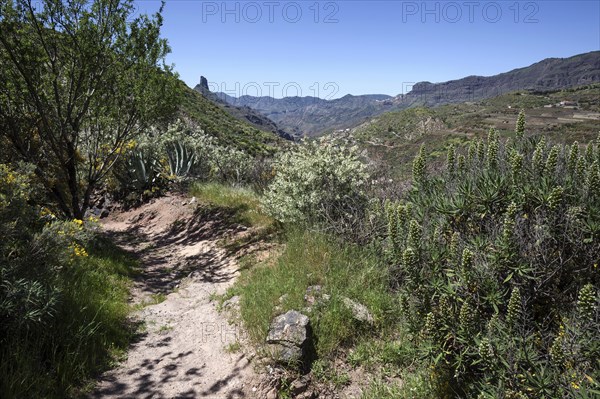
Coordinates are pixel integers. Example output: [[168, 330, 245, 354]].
[[136, 1, 600, 98]]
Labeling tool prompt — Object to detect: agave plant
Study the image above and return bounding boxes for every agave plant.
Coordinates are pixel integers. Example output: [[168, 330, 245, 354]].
[[117, 150, 160, 192], [166, 140, 197, 178]]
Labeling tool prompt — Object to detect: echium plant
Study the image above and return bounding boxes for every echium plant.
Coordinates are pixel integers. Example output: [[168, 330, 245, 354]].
[[412, 144, 427, 186], [531, 137, 546, 174], [386, 114, 600, 397], [515, 110, 526, 140], [545, 145, 560, 180], [486, 128, 499, 168], [568, 141, 579, 175], [447, 143, 456, 176]]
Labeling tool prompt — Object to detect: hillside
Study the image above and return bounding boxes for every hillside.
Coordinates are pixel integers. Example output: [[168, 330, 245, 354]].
[[215, 51, 600, 136], [349, 84, 600, 178], [401, 50, 600, 108], [193, 77, 296, 141], [178, 81, 287, 155]]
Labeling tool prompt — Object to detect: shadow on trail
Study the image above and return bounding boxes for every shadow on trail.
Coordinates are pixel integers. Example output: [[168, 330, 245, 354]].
[[103, 206, 245, 298], [91, 352, 249, 399]]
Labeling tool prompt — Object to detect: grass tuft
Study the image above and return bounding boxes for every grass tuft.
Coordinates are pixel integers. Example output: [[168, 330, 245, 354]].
[[229, 228, 396, 358], [190, 182, 275, 228]]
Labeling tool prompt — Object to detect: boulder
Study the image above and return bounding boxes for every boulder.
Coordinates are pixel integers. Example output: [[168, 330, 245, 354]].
[[266, 310, 310, 364]]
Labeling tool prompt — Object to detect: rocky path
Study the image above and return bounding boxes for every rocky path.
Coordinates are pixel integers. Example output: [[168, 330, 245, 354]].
[[91, 194, 258, 399]]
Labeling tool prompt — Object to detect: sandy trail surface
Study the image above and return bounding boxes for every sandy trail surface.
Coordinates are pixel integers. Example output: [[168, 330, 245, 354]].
[[91, 194, 258, 399]]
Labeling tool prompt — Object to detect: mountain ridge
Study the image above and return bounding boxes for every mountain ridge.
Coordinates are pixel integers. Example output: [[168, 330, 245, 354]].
[[209, 51, 600, 136]]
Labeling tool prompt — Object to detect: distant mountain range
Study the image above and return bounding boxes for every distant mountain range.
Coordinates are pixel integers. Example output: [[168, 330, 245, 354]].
[[194, 77, 296, 140], [200, 51, 599, 136]]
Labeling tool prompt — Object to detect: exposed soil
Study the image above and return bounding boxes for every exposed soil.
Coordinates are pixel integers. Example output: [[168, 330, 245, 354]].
[[90, 193, 259, 399]]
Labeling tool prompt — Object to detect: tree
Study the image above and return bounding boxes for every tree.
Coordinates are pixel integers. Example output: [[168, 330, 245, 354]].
[[0, 0, 180, 218]]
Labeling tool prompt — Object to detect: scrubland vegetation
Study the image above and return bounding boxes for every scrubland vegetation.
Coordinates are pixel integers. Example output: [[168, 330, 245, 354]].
[[201, 120, 600, 398], [0, 0, 598, 398]]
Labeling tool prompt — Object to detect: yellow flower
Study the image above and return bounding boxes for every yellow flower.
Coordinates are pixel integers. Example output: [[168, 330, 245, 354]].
[[73, 219, 84, 228], [70, 243, 88, 258], [571, 381, 580, 390]]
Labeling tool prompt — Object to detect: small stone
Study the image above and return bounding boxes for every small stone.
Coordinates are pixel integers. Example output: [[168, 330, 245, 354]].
[[342, 297, 374, 324], [223, 295, 240, 309], [266, 387, 277, 399], [297, 390, 317, 399], [290, 375, 310, 394], [189, 197, 197, 204]]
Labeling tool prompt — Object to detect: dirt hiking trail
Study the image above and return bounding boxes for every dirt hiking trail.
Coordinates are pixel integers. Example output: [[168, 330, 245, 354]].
[[91, 193, 258, 399]]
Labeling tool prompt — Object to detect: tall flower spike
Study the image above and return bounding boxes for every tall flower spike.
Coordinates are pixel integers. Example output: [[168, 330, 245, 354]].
[[506, 287, 523, 331], [412, 145, 426, 186], [510, 151, 524, 181], [406, 219, 422, 250], [532, 138, 546, 174], [468, 141, 476, 164], [449, 231, 460, 260], [568, 141, 579, 174], [486, 128, 499, 168], [447, 143, 456, 176], [502, 202, 517, 241], [547, 186, 564, 210], [477, 139, 485, 163], [515, 110, 526, 140], [457, 154, 466, 173], [577, 283, 597, 324], [585, 142, 594, 163], [461, 248, 474, 270], [545, 145, 560, 179], [459, 300, 476, 334]]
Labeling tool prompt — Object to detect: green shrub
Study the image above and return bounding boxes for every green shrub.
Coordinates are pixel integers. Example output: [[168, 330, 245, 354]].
[[0, 164, 135, 398], [262, 138, 369, 235], [111, 122, 259, 202], [383, 125, 600, 397]]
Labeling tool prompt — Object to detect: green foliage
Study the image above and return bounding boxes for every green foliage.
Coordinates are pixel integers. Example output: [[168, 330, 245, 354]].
[[166, 140, 198, 177], [0, 165, 135, 398], [189, 182, 274, 229], [179, 84, 281, 155], [0, 0, 181, 218], [111, 122, 260, 202], [230, 228, 394, 359], [382, 123, 600, 397], [262, 138, 369, 234]]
